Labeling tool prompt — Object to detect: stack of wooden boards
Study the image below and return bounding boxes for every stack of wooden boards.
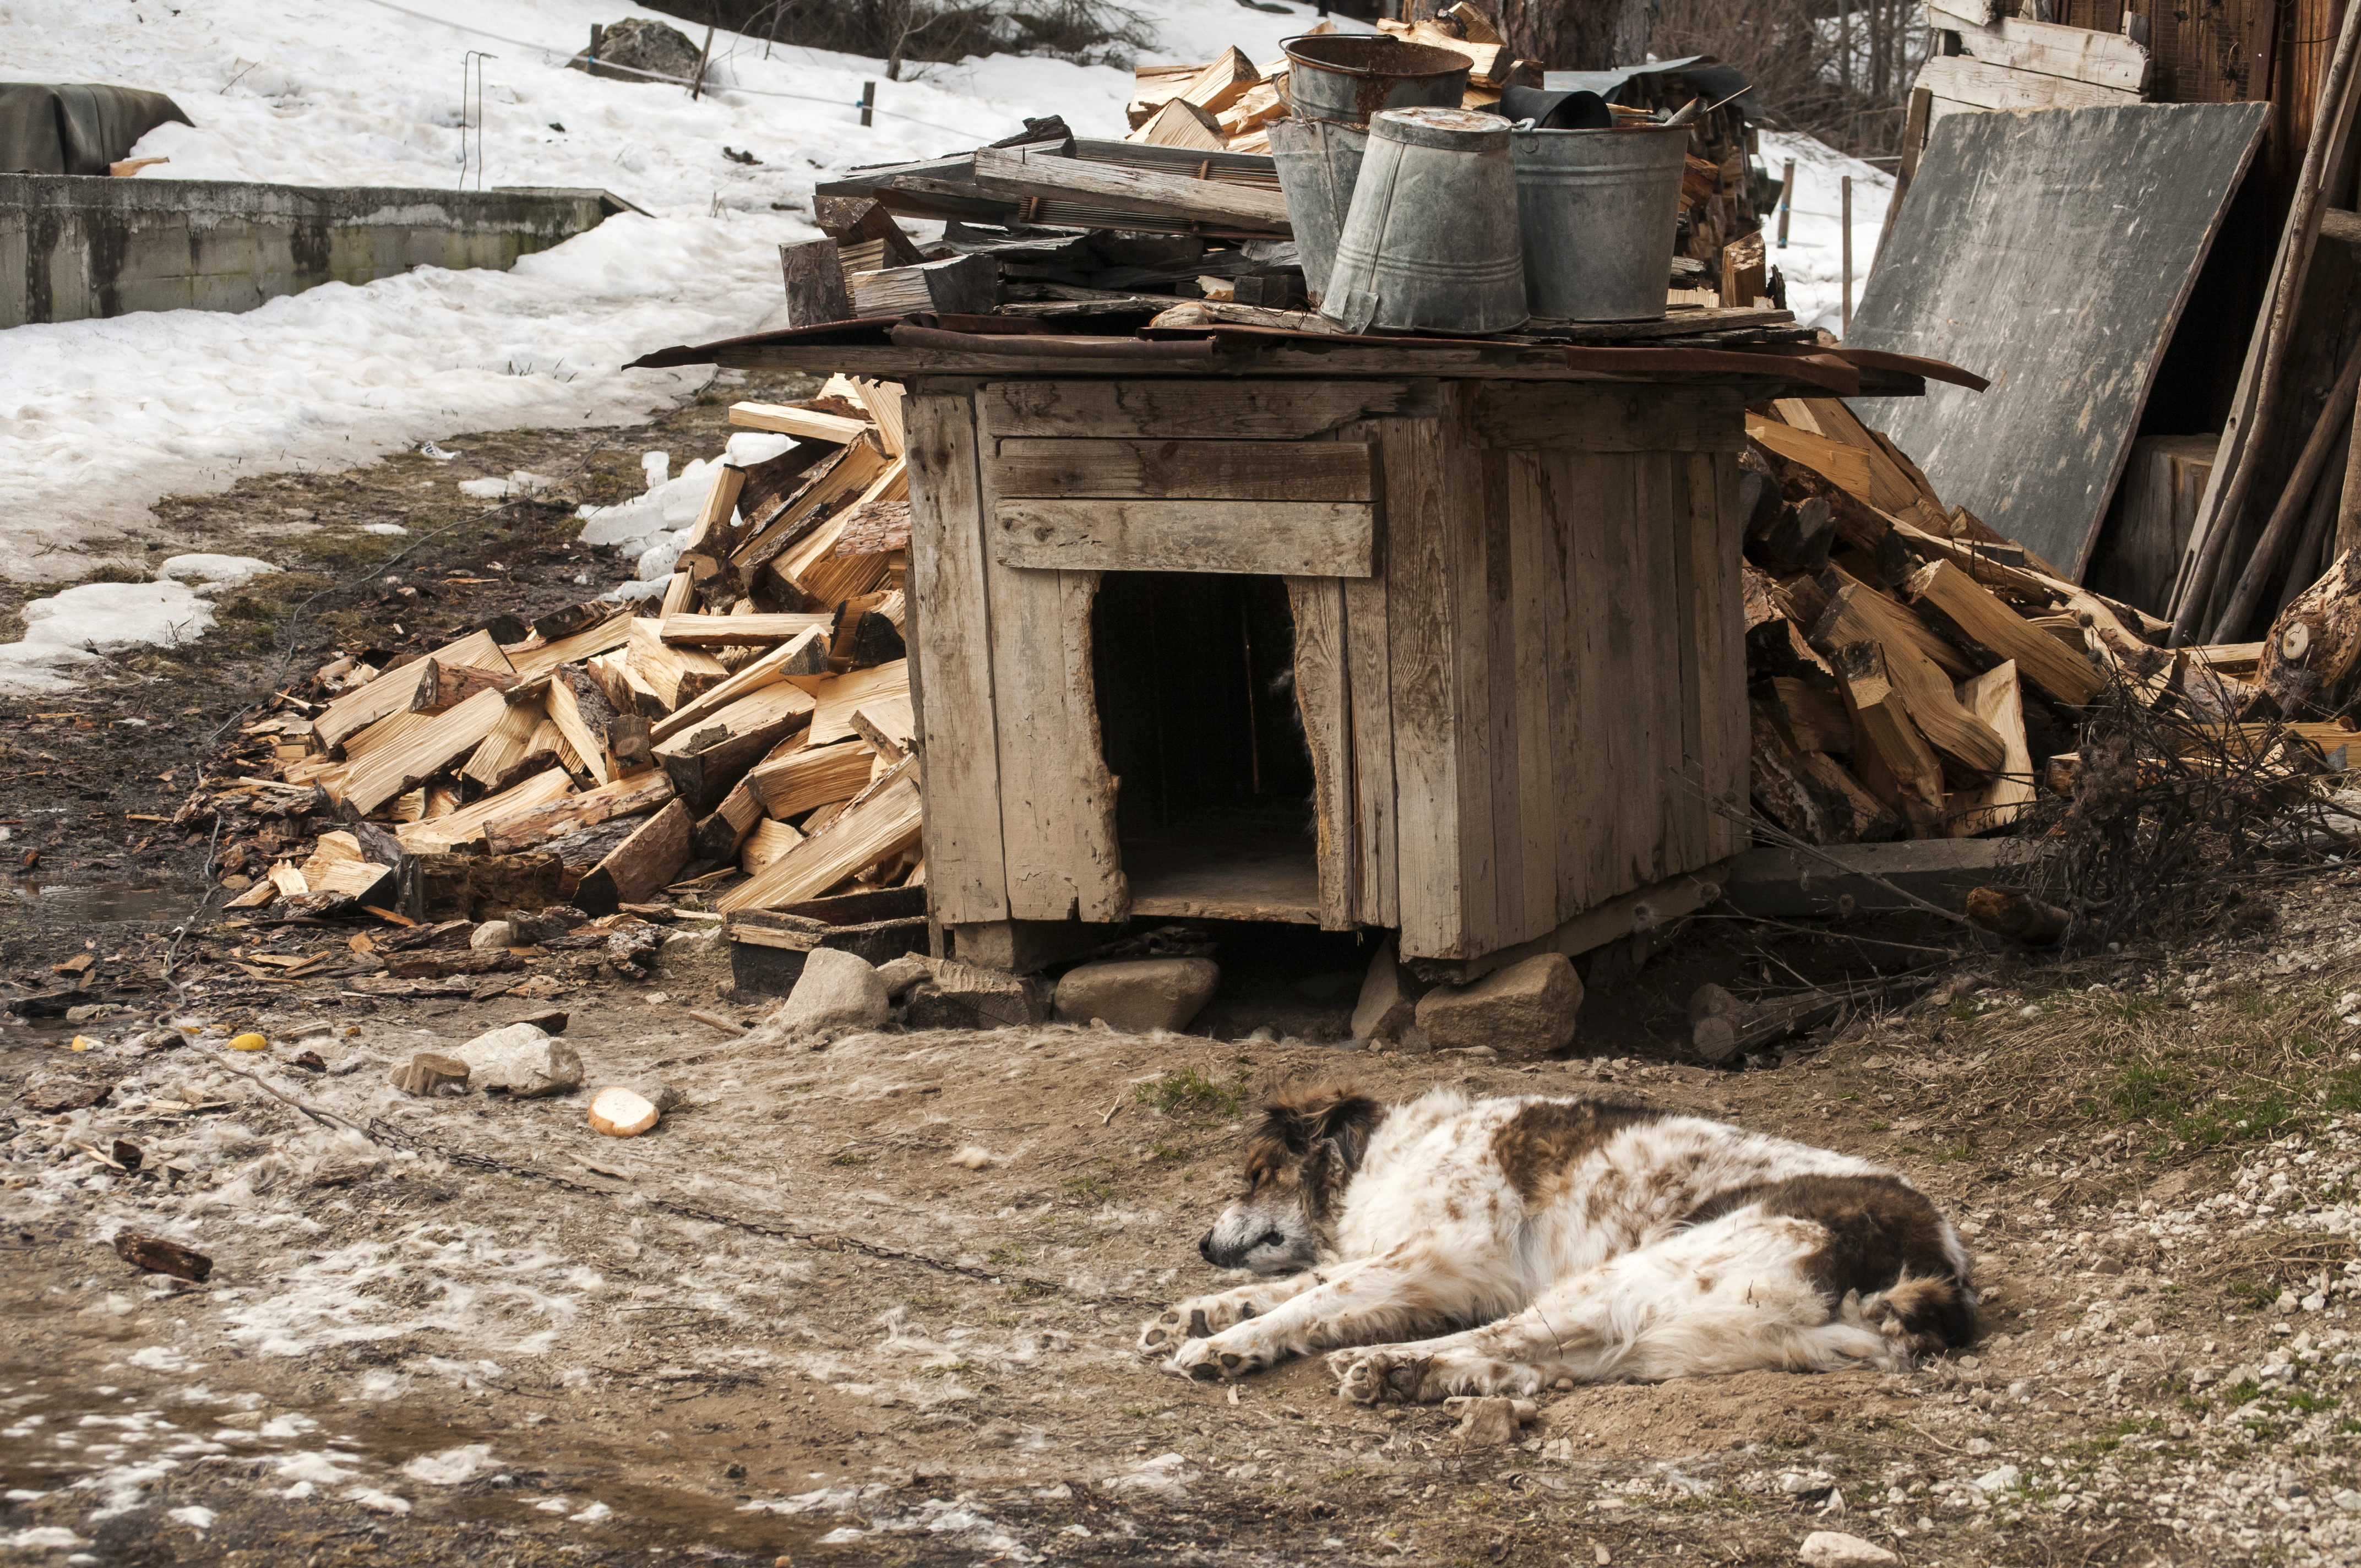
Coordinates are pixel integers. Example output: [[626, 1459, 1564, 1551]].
[[1913, 1, 2152, 121], [1124, 10, 1539, 155], [245, 379, 928, 926], [1740, 395, 2353, 845]]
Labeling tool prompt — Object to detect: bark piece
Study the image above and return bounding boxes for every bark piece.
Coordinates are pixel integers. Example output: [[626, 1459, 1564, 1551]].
[[113, 1231, 213, 1283], [574, 799, 694, 918], [1965, 885, 2071, 944]]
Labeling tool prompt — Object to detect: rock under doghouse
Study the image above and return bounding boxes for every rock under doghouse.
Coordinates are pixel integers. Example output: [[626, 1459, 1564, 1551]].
[[1052, 957, 1220, 1034], [1412, 953, 1583, 1058]]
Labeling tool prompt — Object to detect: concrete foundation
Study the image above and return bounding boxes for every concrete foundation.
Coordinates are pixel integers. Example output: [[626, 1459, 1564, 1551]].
[[0, 175, 641, 328]]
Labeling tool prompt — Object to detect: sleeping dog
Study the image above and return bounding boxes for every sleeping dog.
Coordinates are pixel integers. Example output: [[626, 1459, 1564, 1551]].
[[1139, 1084, 1976, 1402]]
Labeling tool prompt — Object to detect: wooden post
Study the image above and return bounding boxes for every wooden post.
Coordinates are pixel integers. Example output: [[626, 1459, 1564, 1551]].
[[1776, 157, 1794, 249], [1874, 88, 1930, 270], [780, 238, 852, 326], [859, 81, 875, 128], [587, 22, 602, 73], [692, 26, 714, 100], [1840, 175, 1854, 338]]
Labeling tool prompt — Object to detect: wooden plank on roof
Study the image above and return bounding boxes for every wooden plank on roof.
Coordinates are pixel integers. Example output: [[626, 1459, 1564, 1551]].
[[970, 145, 1290, 231], [1467, 384, 1749, 452]]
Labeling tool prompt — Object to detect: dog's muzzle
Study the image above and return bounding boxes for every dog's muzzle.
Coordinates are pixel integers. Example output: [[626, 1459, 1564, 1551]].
[[1200, 1226, 1288, 1270]]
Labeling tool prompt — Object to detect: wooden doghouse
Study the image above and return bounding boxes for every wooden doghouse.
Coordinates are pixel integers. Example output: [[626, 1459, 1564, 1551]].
[[672, 325, 1929, 978]]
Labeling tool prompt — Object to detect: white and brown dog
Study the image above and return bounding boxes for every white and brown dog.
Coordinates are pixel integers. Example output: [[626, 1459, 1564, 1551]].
[[1139, 1085, 1976, 1402]]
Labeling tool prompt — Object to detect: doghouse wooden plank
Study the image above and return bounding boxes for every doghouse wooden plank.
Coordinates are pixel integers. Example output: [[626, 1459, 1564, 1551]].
[[988, 439, 1375, 501], [990, 499, 1376, 576], [1283, 575, 1356, 930], [1335, 418, 1399, 930], [982, 379, 1438, 440], [1632, 451, 1685, 884], [1685, 450, 1752, 862], [1466, 383, 1749, 453], [1503, 451, 1560, 940], [1475, 445, 1528, 948], [903, 389, 1009, 925], [1559, 449, 1630, 911]]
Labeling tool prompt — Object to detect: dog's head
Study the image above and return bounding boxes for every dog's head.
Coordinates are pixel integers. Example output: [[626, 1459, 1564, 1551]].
[[1199, 1084, 1386, 1273]]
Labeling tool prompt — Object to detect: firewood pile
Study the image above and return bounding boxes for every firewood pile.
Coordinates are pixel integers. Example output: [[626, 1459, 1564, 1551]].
[[182, 377, 923, 972], [1742, 395, 2360, 847]]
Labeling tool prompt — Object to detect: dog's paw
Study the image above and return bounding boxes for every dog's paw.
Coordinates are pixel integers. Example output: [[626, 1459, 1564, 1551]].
[[1136, 1300, 1229, 1357], [1165, 1334, 1269, 1384], [1331, 1348, 1430, 1405]]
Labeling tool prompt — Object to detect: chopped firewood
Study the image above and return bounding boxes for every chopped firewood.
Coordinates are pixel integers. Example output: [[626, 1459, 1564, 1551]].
[[341, 687, 512, 815], [1946, 662, 2037, 835], [730, 401, 871, 445], [532, 601, 620, 643], [399, 767, 571, 853], [650, 627, 830, 745], [1176, 45, 1261, 116], [1965, 885, 2071, 945], [623, 617, 728, 710], [1905, 559, 2104, 706], [748, 738, 878, 820], [799, 658, 910, 747], [1128, 95, 1225, 150], [1813, 580, 2005, 773], [317, 629, 509, 749], [547, 663, 630, 786], [383, 949, 524, 980], [849, 254, 998, 318], [483, 770, 675, 857], [694, 774, 774, 862], [742, 817, 806, 873], [719, 754, 923, 913], [574, 799, 694, 917], [848, 695, 916, 760], [587, 648, 666, 719], [661, 612, 833, 647], [2250, 544, 2361, 718], [459, 700, 550, 788], [410, 657, 516, 715], [654, 681, 817, 813], [830, 498, 912, 559], [1831, 640, 1946, 837]]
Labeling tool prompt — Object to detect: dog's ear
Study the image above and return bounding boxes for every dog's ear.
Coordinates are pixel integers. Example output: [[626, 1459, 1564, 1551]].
[[1258, 1085, 1384, 1157]]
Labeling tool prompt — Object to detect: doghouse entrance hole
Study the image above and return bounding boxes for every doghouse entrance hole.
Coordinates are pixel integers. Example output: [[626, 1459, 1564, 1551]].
[[1090, 572, 1320, 923]]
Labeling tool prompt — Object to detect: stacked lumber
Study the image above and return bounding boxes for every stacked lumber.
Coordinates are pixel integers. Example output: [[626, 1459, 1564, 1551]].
[[231, 391, 927, 930], [1739, 395, 2299, 845], [1914, 3, 2152, 123]]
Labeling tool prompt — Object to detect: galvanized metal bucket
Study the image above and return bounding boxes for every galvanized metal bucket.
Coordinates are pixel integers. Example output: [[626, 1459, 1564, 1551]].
[[1269, 116, 1368, 307], [1280, 35, 1470, 126], [1321, 107, 1526, 336], [1510, 123, 1691, 323]]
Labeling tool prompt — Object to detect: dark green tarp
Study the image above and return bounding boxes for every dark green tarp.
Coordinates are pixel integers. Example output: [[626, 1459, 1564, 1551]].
[[1, 83, 191, 176]]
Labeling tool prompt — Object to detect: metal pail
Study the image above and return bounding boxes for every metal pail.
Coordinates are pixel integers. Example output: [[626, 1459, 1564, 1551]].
[[1321, 107, 1527, 335], [1269, 116, 1368, 306], [1510, 123, 1691, 322], [1280, 35, 1471, 125]]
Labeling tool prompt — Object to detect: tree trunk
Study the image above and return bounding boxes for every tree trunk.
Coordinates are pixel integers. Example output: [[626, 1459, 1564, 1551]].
[[1489, 0, 1651, 72]]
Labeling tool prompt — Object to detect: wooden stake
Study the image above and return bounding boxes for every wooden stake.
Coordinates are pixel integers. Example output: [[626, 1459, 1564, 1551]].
[[2210, 328, 2361, 640], [1840, 176, 1854, 339]]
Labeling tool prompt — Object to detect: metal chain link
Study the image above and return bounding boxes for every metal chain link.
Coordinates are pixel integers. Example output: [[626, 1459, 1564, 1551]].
[[366, 1118, 1168, 1310]]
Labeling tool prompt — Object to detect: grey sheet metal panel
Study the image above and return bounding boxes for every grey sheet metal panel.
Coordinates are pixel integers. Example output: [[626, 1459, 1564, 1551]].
[[1842, 102, 2268, 581], [0, 83, 191, 176]]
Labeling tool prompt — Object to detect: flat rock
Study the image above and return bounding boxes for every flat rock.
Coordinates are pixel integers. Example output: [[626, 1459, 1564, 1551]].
[[1052, 957, 1219, 1034], [1350, 938, 1415, 1043], [447, 1023, 581, 1097], [470, 920, 515, 950], [761, 949, 891, 1040], [906, 960, 1049, 1031], [1413, 952, 1583, 1058], [1798, 1532, 1898, 1567]]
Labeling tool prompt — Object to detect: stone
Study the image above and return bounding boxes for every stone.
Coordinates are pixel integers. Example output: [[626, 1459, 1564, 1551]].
[[906, 960, 1051, 1031], [470, 920, 515, 950], [1350, 938, 1416, 1043], [113, 1230, 211, 1283], [1413, 953, 1584, 1058], [1448, 1396, 1535, 1447], [758, 949, 891, 1041], [604, 1077, 683, 1114], [569, 17, 706, 83], [1052, 957, 1220, 1034], [447, 1023, 581, 1097], [875, 953, 936, 1003], [1797, 1532, 1897, 1567]]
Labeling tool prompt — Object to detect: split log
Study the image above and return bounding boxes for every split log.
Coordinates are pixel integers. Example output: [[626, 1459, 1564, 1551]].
[[742, 817, 805, 873], [574, 799, 694, 917], [483, 769, 674, 856], [342, 688, 512, 815], [780, 237, 853, 326], [1764, 676, 1853, 753], [654, 681, 817, 813], [748, 738, 880, 819], [649, 627, 831, 745], [814, 193, 925, 268], [388, 1052, 474, 1095], [730, 401, 872, 445], [1812, 580, 2005, 772], [113, 1231, 212, 1282], [547, 663, 627, 786], [1906, 559, 2106, 705], [398, 767, 571, 853], [718, 754, 924, 913], [1946, 662, 2037, 835], [848, 253, 998, 317], [800, 659, 910, 747], [411, 658, 516, 714], [1129, 95, 1226, 150], [624, 618, 728, 710], [504, 611, 635, 682], [1831, 640, 1946, 837], [460, 699, 550, 788], [587, 649, 666, 719], [1750, 706, 1896, 843], [316, 629, 508, 749], [1965, 885, 2071, 945], [693, 775, 772, 862], [660, 612, 833, 647], [2250, 544, 2361, 716], [532, 602, 619, 643]]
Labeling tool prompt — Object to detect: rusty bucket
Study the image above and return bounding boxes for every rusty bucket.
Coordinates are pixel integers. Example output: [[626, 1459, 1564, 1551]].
[[1280, 34, 1470, 125], [1321, 106, 1527, 335]]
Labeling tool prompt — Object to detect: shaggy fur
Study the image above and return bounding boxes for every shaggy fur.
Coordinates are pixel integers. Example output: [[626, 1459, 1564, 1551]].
[[1138, 1085, 1977, 1402]]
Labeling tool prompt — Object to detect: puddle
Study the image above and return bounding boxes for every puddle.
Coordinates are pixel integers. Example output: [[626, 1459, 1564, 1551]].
[[6, 881, 202, 924], [0, 1366, 825, 1559]]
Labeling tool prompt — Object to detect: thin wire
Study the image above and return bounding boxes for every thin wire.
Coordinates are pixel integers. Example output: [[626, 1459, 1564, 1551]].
[[354, 0, 986, 140]]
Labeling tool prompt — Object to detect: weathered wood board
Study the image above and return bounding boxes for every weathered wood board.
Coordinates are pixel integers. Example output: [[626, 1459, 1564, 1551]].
[[991, 498, 1377, 576], [1844, 102, 2267, 579]]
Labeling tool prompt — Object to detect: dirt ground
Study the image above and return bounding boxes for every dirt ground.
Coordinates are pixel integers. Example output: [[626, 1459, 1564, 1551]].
[[8, 394, 2361, 1566]]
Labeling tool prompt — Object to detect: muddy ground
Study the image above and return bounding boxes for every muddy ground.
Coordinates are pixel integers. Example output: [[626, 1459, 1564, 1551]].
[[7, 393, 2361, 1565]]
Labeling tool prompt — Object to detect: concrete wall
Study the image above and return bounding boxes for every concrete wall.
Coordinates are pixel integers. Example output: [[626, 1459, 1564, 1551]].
[[0, 175, 635, 328]]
